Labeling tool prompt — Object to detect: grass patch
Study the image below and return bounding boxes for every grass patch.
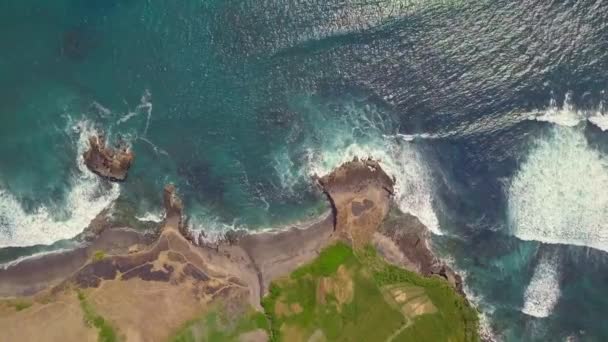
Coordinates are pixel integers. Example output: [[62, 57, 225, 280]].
[[263, 242, 480, 342], [362, 247, 479, 342], [168, 306, 270, 342], [92, 250, 106, 262], [291, 242, 354, 278], [77, 291, 118, 342], [4, 299, 32, 311]]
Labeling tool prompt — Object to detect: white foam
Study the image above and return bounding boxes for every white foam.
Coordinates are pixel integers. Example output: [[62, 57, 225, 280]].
[[90, 101, 112, 117], [522, 255, 561, 318], [117, 89, 153, 137], [188, 210, 244, 243], [443, 258, 499, 341], [532, 108, 583, 127], [0, 120, 120, 248], [588, 113, 608, 131], [508, 126, 608, 252], [588, 96, 608, 131], [135, 211, 164, 223], [389, 132, 438, 142], [528, 92, 608, 131], [272, 98, 441, 234], [0, 247, 75, 270], [530, 93, 584, 127], [306, 140, 442, 235]]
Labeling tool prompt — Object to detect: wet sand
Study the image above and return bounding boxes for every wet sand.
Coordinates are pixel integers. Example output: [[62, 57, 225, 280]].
[[0, 228, 152, 297]]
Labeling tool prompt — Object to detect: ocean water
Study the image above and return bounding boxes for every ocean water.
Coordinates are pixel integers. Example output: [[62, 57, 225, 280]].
[[2, 0, 608, 340]]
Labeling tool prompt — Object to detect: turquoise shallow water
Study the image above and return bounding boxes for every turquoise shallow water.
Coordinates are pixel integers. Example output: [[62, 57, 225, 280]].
[[2, 0, 608, 340]]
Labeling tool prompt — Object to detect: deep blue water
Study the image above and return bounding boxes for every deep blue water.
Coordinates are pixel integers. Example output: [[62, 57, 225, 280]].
[[2, 0, 608, 340]]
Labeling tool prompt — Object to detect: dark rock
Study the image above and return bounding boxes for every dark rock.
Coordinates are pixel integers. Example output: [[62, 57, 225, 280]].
[[83, 134, 133, 182], [163, 184, 183, 220], [316, 157, 394, 247], [317, 157, 395, 196], [223, 230, 247, 245], [73, 258, 117, 288], [379, 208, 465, 295], [351, 199, 374, 216], [122, 263, 172, 282], [183, 263, 209, 281], [162, 184, 198, 244]]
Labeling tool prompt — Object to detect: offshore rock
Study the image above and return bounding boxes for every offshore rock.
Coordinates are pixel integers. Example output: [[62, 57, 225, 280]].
[[82, 134, 133, 182]]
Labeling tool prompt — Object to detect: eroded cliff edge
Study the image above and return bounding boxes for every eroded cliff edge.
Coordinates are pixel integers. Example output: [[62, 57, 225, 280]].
[[315, 157, 463, 292], [0, 156, 475, 342]]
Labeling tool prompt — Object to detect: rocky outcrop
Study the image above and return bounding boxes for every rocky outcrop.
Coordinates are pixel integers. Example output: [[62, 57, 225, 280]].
[[316, 157, 395, 248], [377, 209, 465, 294], [82, 134, 133, 182], [316, 157, 464, 294], [162, 184, 183, 223], [162, 184, 198, 244]]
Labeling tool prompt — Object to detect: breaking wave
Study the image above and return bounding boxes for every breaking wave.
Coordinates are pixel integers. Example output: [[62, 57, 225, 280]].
[[135, 210, 164, 223], [0, 120, 120, 248], [529, 92, 608, 130], [587, 115, 608, 131], [443, 257, 498, 340], [306, 140, 441, 235], [0, 247, 75, 270], [508, 126, 608, 252], [273, 96, 441, 234], [522, 255, 561, 318]]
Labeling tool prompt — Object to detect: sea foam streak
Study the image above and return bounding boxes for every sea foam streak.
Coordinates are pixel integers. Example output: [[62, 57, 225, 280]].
[[508, 126, 608, 252], [522, 255, 561, 318], [0, 120, 120, 248], [117, 89, 153, 134]]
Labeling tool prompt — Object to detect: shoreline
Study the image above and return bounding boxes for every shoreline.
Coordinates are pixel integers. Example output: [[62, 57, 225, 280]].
[[0, 157, 478, 341], [0, 159, 468, 300]]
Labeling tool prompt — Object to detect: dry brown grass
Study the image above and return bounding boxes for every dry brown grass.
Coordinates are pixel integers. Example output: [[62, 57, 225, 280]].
[[0, 292, 97, 342]]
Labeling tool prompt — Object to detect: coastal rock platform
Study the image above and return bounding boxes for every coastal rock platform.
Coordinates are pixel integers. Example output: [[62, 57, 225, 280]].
[[0, 157, 475, 341]]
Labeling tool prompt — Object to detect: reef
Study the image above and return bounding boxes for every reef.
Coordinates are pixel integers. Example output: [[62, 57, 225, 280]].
[[82, 134, 133, 182]]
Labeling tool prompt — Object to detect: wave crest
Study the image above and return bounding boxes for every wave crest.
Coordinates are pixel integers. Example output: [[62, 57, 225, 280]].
[[0, 120, 120, 248], [508, 126, 608, 251], [529, 91, 608, 130], [272, 96, 441, 234]]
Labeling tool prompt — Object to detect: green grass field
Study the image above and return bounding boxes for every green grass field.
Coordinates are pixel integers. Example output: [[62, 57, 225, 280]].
[[169, 306, 270, 342], [262, 243, 479, 342], [165, 242, 479, 342]]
